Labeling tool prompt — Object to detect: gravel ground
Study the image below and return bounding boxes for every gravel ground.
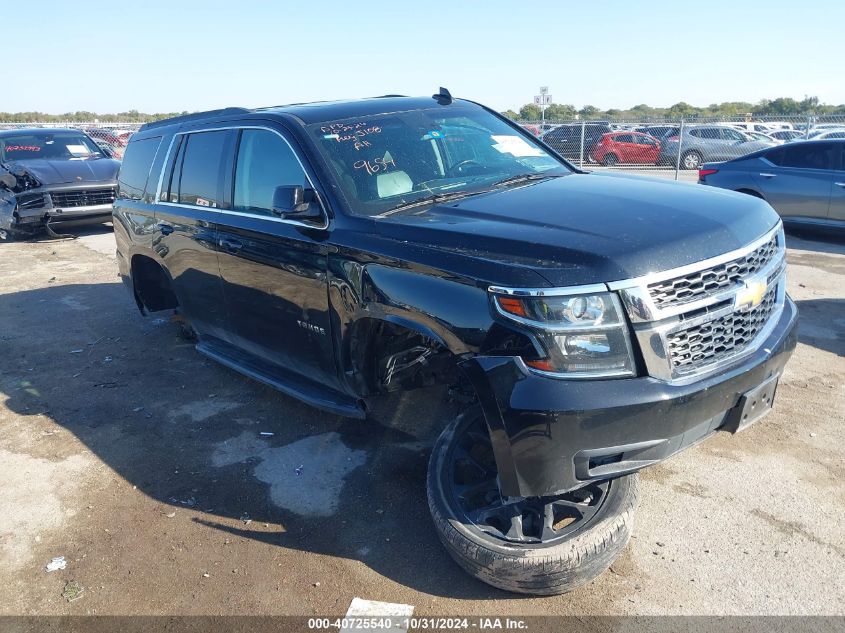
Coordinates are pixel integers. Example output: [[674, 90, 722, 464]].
[[0, 224, 842, 617]]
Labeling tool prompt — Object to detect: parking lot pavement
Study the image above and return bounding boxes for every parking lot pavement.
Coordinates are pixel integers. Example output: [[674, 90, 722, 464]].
[[0, 228, 843, 617]]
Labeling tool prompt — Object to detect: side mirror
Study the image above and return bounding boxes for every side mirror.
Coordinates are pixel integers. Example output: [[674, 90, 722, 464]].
[[272, 185, 322, 221]]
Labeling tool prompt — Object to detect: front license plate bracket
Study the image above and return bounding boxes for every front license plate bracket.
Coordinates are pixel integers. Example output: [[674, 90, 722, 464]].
[[725, 373, 779, 433]]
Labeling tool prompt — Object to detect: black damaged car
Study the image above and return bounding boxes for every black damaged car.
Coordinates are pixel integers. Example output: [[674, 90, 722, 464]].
[[113, 91, 797, 595], [0, 128, 120, 241]]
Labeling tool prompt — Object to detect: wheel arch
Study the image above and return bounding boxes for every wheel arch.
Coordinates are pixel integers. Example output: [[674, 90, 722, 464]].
[[735, 187, 765, 200], [341, 314, 465, 398], [129, 253, 179, 314]]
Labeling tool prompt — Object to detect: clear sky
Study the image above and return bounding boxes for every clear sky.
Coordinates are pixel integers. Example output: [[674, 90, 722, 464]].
[[7, 0, 844, 114]]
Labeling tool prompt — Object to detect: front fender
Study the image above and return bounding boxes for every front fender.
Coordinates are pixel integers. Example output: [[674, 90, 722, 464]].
[[329, 258, 496, 395]]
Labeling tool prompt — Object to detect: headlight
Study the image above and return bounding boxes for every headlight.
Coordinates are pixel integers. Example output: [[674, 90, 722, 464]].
[[492, 290, 635, 378]]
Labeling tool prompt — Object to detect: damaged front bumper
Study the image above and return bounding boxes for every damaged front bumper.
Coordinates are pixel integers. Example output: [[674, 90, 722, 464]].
[[1, 185, 115, 235], [460, 296, 798, 498]]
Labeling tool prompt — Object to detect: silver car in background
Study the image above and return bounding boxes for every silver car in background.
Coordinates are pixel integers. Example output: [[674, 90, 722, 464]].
[[699, 139, 845, 231], [658, 125, 776, 170]]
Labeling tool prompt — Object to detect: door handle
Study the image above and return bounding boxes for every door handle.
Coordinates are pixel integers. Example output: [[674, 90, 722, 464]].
[[759, 173, 777, 178], [219, 238, 243, 253], [157, 222, 174, 235]]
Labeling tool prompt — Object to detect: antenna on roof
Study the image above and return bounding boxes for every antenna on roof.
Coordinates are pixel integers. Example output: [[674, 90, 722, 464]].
[[433, 87, 453, 105]]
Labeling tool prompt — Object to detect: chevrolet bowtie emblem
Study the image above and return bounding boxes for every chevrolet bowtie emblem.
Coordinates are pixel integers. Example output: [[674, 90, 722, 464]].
[[735, 276, 768, 311]]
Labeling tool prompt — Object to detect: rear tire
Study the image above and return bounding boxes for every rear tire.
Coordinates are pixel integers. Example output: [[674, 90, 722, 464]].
[[427, 406, 639, 595], [602, 153, 619, 167], [681, 151, 703, 170]]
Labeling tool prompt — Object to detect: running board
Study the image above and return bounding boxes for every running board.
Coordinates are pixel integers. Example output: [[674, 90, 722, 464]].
[[195, 338, 366, 419]]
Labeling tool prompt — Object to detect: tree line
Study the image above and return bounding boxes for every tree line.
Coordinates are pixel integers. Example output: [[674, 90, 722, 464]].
[[2, 96, 844, 123], [502, 96, 845, 121], [0, 110, 188, 123]]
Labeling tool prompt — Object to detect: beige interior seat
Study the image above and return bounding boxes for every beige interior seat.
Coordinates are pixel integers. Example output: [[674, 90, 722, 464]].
[[376, 171, 413, 198]]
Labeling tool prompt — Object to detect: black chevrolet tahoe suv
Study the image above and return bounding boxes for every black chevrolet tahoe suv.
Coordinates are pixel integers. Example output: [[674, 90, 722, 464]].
[[113, 92, 797, 595]]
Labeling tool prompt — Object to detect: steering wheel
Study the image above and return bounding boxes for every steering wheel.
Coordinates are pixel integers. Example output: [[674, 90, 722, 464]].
[[446, 159, 485, 176]]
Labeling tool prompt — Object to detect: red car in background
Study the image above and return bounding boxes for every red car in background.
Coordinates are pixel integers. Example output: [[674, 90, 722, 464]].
[[520, 123, 541, 137], [84, 128, 133, 159], [590, 131, 660, 165]]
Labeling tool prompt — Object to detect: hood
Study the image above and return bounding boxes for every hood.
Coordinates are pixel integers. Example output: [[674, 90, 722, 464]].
[[375, 172, 780, 287], [3, 158, 120, 187]]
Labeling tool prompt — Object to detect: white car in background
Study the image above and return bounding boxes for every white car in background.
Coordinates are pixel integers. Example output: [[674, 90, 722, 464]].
[[805, 128, 845, 140], [762, 121, 794, 130], [766, 129, 804, 142], [745, 130, 782, 144], [730, 121, 775, 133]]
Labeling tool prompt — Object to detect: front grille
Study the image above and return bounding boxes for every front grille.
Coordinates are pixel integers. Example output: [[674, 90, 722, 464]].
[[648, 234, 779, 309], [666, 286, 778, 374], [16, 193, 47, 210], [50, 188, 116, 208]]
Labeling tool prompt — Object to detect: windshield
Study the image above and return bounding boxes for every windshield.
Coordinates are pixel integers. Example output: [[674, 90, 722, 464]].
[[308, 105, 571, 216], [0, 132, 103, 162]]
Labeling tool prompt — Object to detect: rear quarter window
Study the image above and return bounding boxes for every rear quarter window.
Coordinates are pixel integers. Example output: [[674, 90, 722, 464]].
[[117, 137, 162, 201]]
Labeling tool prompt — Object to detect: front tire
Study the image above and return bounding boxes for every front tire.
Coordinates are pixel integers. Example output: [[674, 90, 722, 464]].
[[602, 153, 619, 166], [0, 228, 19, 242], [427, 406, 639, 595]]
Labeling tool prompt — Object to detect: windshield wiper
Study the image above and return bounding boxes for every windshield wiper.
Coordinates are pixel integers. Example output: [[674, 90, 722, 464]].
[[375, 190, 485, 218], [490, 173, 560, 188]]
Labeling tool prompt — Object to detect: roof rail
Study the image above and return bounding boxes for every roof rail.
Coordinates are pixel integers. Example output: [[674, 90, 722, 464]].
[[139, 107, 251, 132]]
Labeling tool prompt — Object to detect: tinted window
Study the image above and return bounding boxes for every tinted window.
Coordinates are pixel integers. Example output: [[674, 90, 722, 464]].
[[177, 131, 231, 208], [827, 132, 845, 139], [550, 127, 577, 140], [233, 129, 307, 216], [721, 128, 746, 141], [117, 137, 161, 200], [614, 134, 633, 143], [162, 136, 185, 203], [691, 128, 720, 140], [766, 144, 833, 170]]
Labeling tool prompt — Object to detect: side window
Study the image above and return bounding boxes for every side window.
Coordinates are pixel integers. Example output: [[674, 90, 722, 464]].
[[688, 129, 701, 138], [722, 128, 745, 141], [233, 129, 308, 216], [615, 134, 633, 143], [763, 147, 785, 166], [176, 130, 232, 208], [778, 144, 834, 170], [162, 136, 186, 203], [117, 137, 161, 200]]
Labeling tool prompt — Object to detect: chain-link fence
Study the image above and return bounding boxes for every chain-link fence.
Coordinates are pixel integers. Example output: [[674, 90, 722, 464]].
[[512, 114, 845, 179], [3, 115, 845, 176]]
